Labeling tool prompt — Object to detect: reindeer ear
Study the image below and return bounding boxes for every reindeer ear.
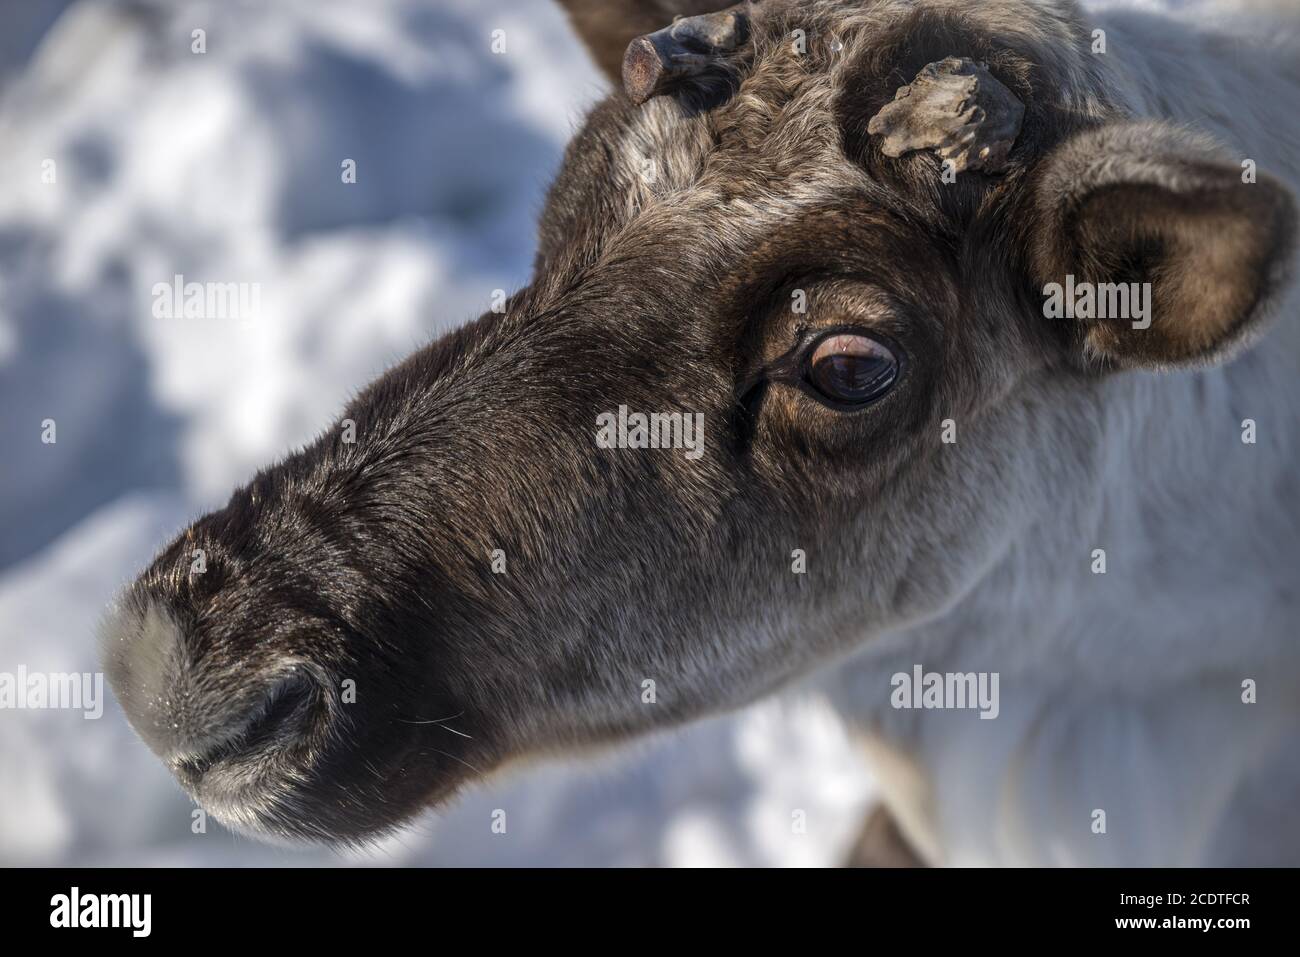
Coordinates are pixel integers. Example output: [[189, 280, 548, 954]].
[[1028, 122, 1297, 369], [554, 1, 737, 84]]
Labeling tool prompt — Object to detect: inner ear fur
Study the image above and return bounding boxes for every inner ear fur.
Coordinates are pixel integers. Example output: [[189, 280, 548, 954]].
[[1026, 121, 1297, 369]]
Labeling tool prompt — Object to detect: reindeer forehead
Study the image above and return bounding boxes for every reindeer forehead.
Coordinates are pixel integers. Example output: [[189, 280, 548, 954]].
[[614, 71, 843, 209], [531, 11, 916, 313], [606, 0, 1103, 199], [536, 0, 1105, 302], [598, 18, 872, 253]]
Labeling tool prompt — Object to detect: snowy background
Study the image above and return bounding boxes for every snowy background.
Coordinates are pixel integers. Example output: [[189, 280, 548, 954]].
[[0, 0, 878, 867]]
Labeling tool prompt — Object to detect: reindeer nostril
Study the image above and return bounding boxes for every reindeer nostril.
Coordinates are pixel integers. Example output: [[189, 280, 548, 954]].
[[184, 670, 321, 769], [103, 597, 323, 769], [173, 670, 321, 779], [224, 672, 318, 752]]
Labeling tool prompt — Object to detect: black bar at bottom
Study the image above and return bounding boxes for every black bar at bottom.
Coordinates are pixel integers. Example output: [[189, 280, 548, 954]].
[[0, 866, 1283, 942]]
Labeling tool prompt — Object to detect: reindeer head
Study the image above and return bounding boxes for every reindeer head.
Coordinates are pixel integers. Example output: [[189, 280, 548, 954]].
[[104, 0, 1296, 844]]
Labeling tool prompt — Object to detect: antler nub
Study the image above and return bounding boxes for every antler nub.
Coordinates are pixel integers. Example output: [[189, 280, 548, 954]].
[[622, 9, 748, 106], [867, 57, 1025, 174]]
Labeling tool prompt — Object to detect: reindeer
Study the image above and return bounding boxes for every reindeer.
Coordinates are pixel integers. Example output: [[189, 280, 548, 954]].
[[102, 0, 1300, 865]]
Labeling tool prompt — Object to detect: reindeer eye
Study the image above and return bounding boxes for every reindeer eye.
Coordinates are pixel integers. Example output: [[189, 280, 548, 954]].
[[806, 332, 899, 406]]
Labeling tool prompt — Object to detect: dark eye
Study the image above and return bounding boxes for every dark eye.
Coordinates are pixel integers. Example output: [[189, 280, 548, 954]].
[[805, 332, 899, 405]]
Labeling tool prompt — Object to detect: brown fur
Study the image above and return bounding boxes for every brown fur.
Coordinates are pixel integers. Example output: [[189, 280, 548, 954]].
[[103, 0, 1296, 850]]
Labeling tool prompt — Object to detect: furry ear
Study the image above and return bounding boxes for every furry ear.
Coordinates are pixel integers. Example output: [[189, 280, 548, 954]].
[[554, 0, 736, 83], [1026, 122, 1297, 369]]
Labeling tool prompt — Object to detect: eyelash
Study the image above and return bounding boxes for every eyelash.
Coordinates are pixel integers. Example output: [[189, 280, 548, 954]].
[[762, 325, 889, 381], [790, 326, 906, 409]]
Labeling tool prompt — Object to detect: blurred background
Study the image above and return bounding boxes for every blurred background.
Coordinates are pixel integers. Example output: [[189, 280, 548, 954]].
[[0, 0, 876, 866]]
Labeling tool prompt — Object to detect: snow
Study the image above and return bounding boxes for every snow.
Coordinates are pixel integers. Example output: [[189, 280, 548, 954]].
[[0, 0, 874, 866]]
